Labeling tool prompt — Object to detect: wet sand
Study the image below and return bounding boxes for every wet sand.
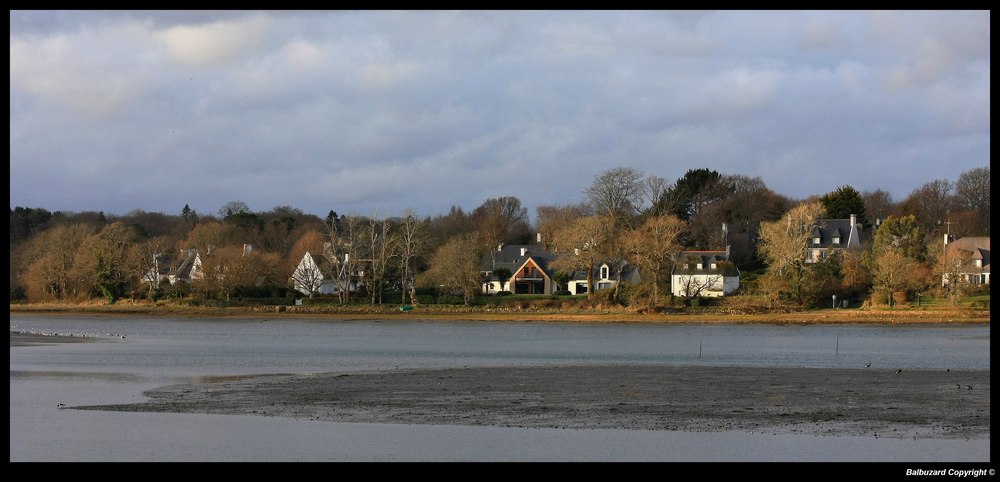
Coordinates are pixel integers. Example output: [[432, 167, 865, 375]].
[[74, 364, 990, 440]]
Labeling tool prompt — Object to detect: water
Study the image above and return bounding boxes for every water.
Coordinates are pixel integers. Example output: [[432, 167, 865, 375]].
[[9, 315, 991, 462]]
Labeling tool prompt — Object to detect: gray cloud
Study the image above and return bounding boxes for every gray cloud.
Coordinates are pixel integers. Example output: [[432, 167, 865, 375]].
[[9, 10, 990, 219]]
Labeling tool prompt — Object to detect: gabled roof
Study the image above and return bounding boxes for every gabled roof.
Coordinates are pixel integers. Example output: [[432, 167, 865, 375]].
[[671, 250, 740, 277], [481, 244, 639, 283], [946, 237, 991, 272], [808, 218, 862, 249], [172, 249, 200, 280], [482, 244, 556, 279]]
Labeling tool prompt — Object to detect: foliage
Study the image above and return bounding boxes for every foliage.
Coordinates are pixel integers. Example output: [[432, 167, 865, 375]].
[[820, 185, 869, 226], [872, 215, 927, 262]]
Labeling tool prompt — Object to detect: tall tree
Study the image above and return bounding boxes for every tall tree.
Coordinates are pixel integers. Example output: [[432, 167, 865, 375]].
[[584, 166, 645, 224], [872, 215, 927, 262], [365, 214, 398, 305], [659, 168, 724, 222], [861, 189, 895, 226], [396, 209, 426, 305], [756, 201, 825, 304], [896, 179, 957, 243], [21, 223, 94, 301], [820, 185, 869, 226], [548, 214, 615, 301], [955, 166, 990, 235], [75, 223, 139, 303], [472, 196, 531, 261]]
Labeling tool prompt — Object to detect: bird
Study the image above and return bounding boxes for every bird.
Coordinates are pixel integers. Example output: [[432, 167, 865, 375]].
[[865, 362, 871, 368], [895, 369, 903, 374], [956, 384, 962, 389], [946, 368, 950, 372], [966, 385, 973, 390], [57, 403, 66, 408]]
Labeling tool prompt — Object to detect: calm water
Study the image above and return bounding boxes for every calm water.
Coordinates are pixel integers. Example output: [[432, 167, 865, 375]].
[[9, 315, 991, 462]]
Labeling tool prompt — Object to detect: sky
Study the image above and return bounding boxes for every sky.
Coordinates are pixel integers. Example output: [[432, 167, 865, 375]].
[[9, 10, 991, 221]]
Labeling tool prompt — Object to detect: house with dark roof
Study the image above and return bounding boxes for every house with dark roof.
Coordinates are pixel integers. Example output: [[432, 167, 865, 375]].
[[481, 244, 637, 295], [942, 235, 990, 286], [805, 214, 864, 263], [670, 249, 740, 297]]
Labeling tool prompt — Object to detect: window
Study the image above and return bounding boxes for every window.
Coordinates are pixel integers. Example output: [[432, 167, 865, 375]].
[[600, 265, 609, 280], [696, 263, 703, 270], [813, 236, 821, 244], [832, 236, 840, 244], [710, 263, 717, 270], [975, 259, 982, 268]]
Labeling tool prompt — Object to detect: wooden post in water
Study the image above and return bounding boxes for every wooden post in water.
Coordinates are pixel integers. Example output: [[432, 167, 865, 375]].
[[699, 337, 703, 358], [836, 335, 840, 355]]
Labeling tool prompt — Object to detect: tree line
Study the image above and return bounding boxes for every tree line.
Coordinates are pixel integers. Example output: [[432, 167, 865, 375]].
[[9, 166, 989, 308]]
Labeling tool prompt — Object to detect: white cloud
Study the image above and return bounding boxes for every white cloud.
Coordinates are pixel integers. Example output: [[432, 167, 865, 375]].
[[156, 14, 272, 67]]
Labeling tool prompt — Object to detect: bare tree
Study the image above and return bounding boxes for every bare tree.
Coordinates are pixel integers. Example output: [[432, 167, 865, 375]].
[[534, 203, 592, 251], [548, 214, 615, 300], [869, 245, 928, 306], [184, 221, 230, 257], [472, 196, 530, 264], [584, 166, 645, 224], [897, 179, 957, 243], [366, 213, 398, 305], [21, 223, 95, 301], [756, 201, 825, 303], [418, 233, 484, 306], [955, 166, 990, 235], [622, 214, 686, 305], [861, 189, 895, 226], [397, 209, 426, 305], [129, 236, 171, 295]]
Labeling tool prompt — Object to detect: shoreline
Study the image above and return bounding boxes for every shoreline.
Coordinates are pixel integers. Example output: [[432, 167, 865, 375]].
[[9, 303, 990, 325]]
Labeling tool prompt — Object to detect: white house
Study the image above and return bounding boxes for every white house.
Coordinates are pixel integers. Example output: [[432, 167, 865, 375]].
[[671, 250, 740, 298]]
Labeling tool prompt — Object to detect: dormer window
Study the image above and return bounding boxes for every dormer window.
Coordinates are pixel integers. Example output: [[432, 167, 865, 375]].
[[696, 263, 703, 270], [975, 259, 982, 268], [813, 236, 821, 245], [832, 236, 840, 245], [710, 263, 717, 270]]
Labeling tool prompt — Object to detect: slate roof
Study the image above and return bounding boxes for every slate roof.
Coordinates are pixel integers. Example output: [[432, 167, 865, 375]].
[[808, 217, 861, 249], [671, 250, 740, 277]]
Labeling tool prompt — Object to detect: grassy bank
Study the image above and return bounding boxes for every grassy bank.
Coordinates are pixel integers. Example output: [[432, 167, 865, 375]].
[[9, 300, 990, 325]]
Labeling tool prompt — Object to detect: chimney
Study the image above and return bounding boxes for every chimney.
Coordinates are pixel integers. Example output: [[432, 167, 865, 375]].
[[537, 232, 542, 244], [498, 244, 503, 252], [944, 233, 952, 247], [243, 243, 253, 256], [850, 214, 857, 227], [520, 247, 527, 256]]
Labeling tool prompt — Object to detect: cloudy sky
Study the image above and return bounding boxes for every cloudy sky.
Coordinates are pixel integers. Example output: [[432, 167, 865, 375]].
[[9, 10, 991, 220]]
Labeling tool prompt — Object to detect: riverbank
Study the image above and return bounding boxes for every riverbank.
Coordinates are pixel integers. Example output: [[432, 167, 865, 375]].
[[9, 301, 990, 324], [73, 364, 990, 440]]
